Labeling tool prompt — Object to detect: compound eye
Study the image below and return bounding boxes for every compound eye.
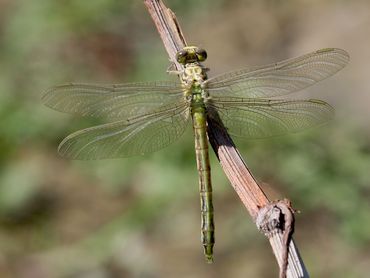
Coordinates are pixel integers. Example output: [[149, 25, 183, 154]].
[[196, 48, 207, 62], [176, 50, 188, 64]]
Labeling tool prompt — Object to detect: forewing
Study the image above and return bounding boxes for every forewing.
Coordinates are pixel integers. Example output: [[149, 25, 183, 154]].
[[58, 103, 190, 159], [42, 81, 185, 120], [208, 98, 334, 139], [206, 48, 349, 98]]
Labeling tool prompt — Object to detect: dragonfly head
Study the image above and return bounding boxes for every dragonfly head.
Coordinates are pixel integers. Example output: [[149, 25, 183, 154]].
[[176, 46, 207, 65]]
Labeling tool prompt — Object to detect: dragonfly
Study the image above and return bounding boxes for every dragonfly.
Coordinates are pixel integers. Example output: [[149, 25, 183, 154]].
[[42, 46, 349, 263]]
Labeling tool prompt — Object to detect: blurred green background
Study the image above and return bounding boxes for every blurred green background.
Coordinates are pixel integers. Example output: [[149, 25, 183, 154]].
[[0, 0, 369, 277]]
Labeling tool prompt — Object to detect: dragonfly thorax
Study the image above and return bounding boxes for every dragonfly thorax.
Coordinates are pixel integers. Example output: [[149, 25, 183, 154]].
[[181, 63, 207, 86]]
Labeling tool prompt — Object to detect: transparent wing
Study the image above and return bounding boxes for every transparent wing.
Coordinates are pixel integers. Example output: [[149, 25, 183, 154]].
[[208, 97, 334, 139], [206, 48, 349, 98], [42, 81, 185, 120], [58, 102, 190, 160]]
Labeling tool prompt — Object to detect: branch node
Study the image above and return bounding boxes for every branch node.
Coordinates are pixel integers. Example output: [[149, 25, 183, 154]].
[[256, 199, 296, 278], [256, 199, 295, 237]]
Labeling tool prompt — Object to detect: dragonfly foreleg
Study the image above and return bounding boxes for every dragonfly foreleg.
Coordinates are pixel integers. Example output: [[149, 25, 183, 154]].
[[166, 62, 181, 75]]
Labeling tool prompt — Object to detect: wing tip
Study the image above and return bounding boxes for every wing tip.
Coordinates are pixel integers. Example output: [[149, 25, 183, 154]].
[[41, 84, 70, 107], [316, 48, 350, 64], [58, 143, 94, 160], [307, 98, 335, 119], [41, 86, 56, 104]]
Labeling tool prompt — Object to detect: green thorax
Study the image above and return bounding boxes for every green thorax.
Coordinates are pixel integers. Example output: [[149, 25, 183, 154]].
[[181, 63, 209, 113]]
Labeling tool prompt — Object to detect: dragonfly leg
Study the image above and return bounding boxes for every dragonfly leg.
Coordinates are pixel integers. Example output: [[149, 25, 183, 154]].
[[166, 62, 181, 75]]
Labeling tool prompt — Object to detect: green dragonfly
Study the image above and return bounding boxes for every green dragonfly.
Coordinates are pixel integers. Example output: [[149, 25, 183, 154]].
[[42, 46, 349, 263]]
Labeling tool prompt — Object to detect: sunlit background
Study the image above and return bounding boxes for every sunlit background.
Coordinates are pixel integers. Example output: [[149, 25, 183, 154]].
[[0, 0, 369, 277]]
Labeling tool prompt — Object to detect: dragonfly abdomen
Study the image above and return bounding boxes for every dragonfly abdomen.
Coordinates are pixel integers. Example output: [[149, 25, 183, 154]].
[[191, 101, 215, 263]]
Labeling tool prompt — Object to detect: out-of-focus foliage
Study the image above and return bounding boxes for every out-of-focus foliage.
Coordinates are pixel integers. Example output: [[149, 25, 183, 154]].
[[0, 0, 369, 277]]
